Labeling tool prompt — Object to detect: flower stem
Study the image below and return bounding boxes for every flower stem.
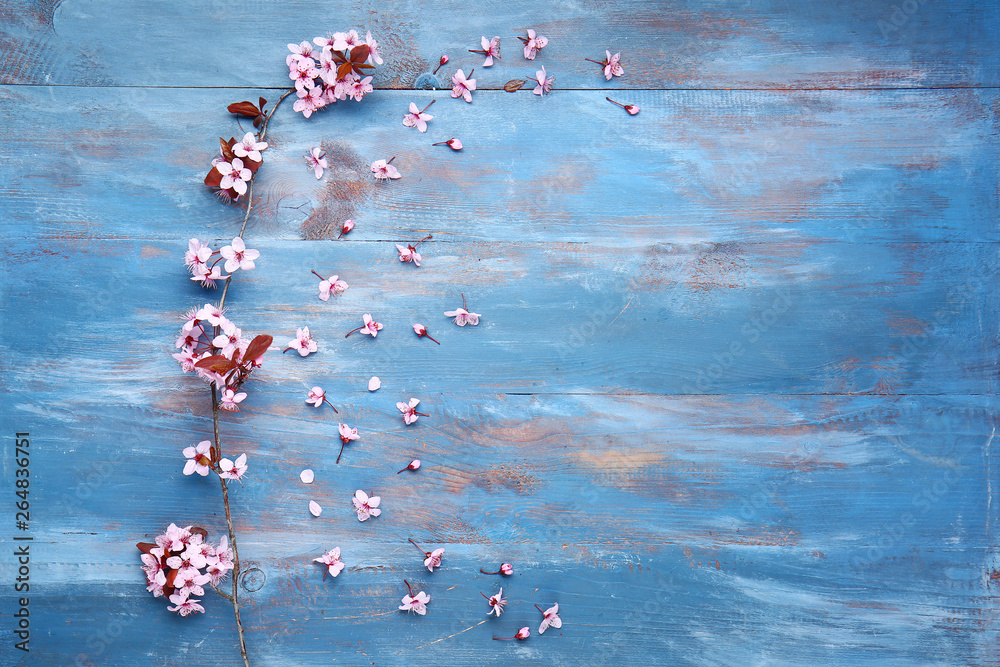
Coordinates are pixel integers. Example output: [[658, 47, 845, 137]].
[[420, 100, 436, 114], [408, 538, 429, 557], [212, 388, 250, 667]]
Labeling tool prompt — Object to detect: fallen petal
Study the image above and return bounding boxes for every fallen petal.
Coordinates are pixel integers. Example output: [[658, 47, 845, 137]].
[[300, 469, 315, 484], [309, 500, 322, 517], [368, 376, 381, 391]]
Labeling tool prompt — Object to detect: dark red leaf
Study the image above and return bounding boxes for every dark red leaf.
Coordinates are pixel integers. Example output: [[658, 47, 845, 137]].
[[504, 79, 526, 92], [190, 527, 209, 541], [258, 96, 267, 110], [204, 167, 223, 188], [337, 62, 354, 79], [227, 101, 261, 118], [243, 334, 273, 362], [195, 355, 239, 374], [136, 541, 157, 555], [253, 116, 263, 128], [349, 44, 370, 63], [219, 137, 237, 162]]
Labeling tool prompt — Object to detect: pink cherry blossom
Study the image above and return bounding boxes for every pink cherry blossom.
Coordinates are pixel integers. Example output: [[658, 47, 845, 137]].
[[532, 66, 554, 96], [183, 440, 213, 476], [167, 593, 205, 616], [536, 603, 562, 634], [451, 69, 476, 103], [353, 489, 381, 521], [484, 588, 507, 616], [433, 54, 449, 75], [403, 100, 434, 132], [604, 50, 624, 79], [399, 581, 430, 615], [397, 397, 429, 425], [371, 157, 401, 180], [215, 158, 252, 196], [312, 271, 349, 301], [431, 137, 463, 150], [345, 313, 383, 338], [337, 422, 359, 463], [408, 538, 444, 572], [338, 219, 354, 239], [218, 453, 248, 482], [412, 323, 440, 344], [212, 319, 243, 357], [368, 376, 381, 391], [220, 237, 259, 272], [287, 41, 317, 66], [306, 146, 328, 179], [306, 386, 326, 407], [309, 500, 323, 517], [219, 387, 247, 411], [397, 459, 421, 473], [606, 96, 639, 115], [184, 238, 213, 272], [365, 32, 383, 65], [285, 327, 318, 356], [293, 81, 327, 118], [520, 29, 548, 60], [445, 294, 481, 326], [314, 547, 345, 580], [494, 627, 530, 641], [300, 469, 315, 483], [233, 131, 268, 162], [470, 36, 501, 67], [396, 244, 422, 266], [480, 562, 514, 575]]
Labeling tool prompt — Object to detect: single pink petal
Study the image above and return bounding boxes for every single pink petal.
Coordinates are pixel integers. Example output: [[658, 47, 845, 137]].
[[368, 377, 381, 391], [309, 500, 322, 517], [300, 469, 315, 484]]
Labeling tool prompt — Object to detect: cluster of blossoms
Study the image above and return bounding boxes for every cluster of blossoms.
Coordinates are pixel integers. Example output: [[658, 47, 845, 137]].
[[204, 132, 268, 202], [184, 237, 259, 288], [137, 524, 234, 616], [172, 303, 273, 409], [287, 30, 382, 118]]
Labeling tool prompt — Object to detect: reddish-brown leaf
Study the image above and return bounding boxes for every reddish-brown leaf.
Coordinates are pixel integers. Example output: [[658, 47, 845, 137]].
[[349, 44, 370, 63], [204, 167, 223, 188], [258, 96, 267, 110], [195, 355, 239, 374], [244, 334, 273, 362], [504, 79, 526, 92], [337, 62, 354, 79], [227, 101, 261, 118], [253, 116, 263, 128], [136, 541, 157, 555], [219, 137, 237, 162], [190, 526, 209, 541]]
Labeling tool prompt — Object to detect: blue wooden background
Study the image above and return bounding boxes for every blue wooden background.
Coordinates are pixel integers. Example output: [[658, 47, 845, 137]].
[[1, 0, 998, 664]]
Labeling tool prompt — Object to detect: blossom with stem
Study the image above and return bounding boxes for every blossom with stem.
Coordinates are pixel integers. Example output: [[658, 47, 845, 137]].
[[399, 580, 430, 614], [403, 100, 434, 132], [432, 55, 449, 75], [371, 157, 401, 180], [483, 588, 507, 616], [412, 323, 440, 344], [233, 132, 268, 162], [306, 386, 339, 413], [494, 627, 530, 641], [445, 293, 481, 326], [396, 235, 432, 266], [336, 423, 359, 463], [219, 388, 247, 412], [220, 237, 259, 273], [536, 603, 562, 633], [338, 219, 354, 239], [606, 96, 640, 115], [408, 538, 444, 572], [312, 270, 348, 301], [305, 146, 327, 179], [215, 158, 252, 196], [531, 66, 554, 96], [519, 29, 548, 60], [397, 398, 429, 425], [451, 69, 476, 103], [431, 138, 463, 150], [313, 547, 344, 580], [397, 459, 421, 473], [470, 36, 501, 66], [481, 563, 514, 575], [585, 50, 624, 80], [345, 313, 383, 338], [284, 327, 318, 356]]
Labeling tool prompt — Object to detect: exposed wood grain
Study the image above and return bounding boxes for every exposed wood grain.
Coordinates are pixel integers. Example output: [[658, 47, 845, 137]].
[[1, 0, 997, 88], [1, 87, 997, 243]]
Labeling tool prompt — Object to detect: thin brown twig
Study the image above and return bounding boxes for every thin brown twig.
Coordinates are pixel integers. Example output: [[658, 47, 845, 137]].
[[208, 86, 293, 667]]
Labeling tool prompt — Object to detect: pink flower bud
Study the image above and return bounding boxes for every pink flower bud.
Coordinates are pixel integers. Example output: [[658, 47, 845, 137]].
[[338, 219, 354, 239], [515, 627, 530, 640], [433, 54, 449, 74], [398, 459, 421, 474], [500, 562, 513, 575]]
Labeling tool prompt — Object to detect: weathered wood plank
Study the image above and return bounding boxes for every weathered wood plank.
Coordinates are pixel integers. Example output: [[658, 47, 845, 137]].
[[1, 0, 997, 88], [2, 237, 996, 396], [1, 87, 997, 244], [3, 393, 995, 664]]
